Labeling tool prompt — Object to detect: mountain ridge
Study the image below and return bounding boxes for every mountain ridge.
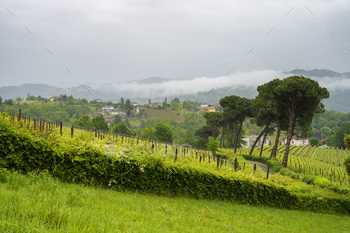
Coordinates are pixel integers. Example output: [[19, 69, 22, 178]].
[[1, 69, 349, 112]]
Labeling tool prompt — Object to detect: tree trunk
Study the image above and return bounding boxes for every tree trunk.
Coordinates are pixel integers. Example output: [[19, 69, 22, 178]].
[[222, 130, 225, 148], [220, 132, 223, 148], [282, 112, 296, 167], [250, 123, 268, 155], [259, 125, 269, 157], [234, 121, 243, 153], [232, 121, 237, 153], [270, 119, 281, 159]]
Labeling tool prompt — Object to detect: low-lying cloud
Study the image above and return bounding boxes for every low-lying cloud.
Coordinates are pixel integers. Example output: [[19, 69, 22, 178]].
[[106, 70, 285, 98], [95, 69, 350, 99]]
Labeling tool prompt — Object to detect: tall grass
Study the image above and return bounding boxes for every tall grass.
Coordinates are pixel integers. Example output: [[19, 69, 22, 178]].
[[1, 169, 349, 233]]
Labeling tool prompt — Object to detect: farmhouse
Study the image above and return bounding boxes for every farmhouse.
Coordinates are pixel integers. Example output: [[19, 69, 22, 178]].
[[150, 102, 162, 108], [102, 106, 114, 111], [242, 135, 270, 148], [283, 136, 310, 146], [201, 106, 216, 112]]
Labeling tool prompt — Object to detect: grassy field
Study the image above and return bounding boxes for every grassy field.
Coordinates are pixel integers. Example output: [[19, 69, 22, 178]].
[[1, 169, 350, 233], [144, 108, 183, 121]]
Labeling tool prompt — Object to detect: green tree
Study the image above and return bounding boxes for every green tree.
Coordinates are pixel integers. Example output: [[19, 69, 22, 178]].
[[258, 76, 329, 167], [111, 122, 133, 135], [204, 112, 222, 138], [321, 126, 333, 143], [195, 125, 212, 149], [170, 100, 181, 111], [51, 111, 69, 122], [220, 95, 252, 153], [26, 95, 37, 101], [344, 135, 350, 175], [125, 118, 132, 128], [120, 97, 125, 109], [80, 98, 88, 104], [162, 97, 167, 109], [207, 136, 219, 158], [15, 97, 23, 102], [4, 99, 14, 106], [92, 114, 109, 131], [76, 115, 93, 128], [125, 99, 132, 111], [0, 96, 2, 106], [181, 130, 196, 146], [155, 123, 173, 143], [310, 137, 320, 147], [249, 98, 275, 156], [141, 127, 156, 139], [113, 115, 122, 125], [67, 95, 75, 104], [328, 122, 350, 149]]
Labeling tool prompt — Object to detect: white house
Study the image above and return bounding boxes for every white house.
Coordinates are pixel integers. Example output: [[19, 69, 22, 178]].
[[284, 136, 310, 146], [242, 135, 270, 148], [102, 106, 114, 111]]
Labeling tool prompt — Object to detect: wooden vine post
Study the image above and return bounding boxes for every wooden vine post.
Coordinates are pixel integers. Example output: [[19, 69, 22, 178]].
[[266, 165, 270, 179], [60, 122, 62, 136]]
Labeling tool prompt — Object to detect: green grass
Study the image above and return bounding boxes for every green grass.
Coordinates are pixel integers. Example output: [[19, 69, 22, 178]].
[[1, 169, 350, 233], [144, 108, 183, 121]]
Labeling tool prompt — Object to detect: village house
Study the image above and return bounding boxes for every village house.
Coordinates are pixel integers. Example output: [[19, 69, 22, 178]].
[[201, 106, 216, 112], [242, 135, 270, 148], [93, 99, 103, 103], [102, 106, 114, 111], [150, 102, 162, 108], [49, 96, 58, 102], [283, 136, 310, 146]]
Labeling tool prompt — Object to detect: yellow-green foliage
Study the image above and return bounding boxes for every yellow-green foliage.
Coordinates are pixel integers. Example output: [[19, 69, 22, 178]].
[[1, 113, 350, 214], [345, 135, 350, 149], [1, 169, 350, 232]]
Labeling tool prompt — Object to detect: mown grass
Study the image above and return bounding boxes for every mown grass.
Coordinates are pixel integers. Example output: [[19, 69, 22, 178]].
[[1, 169, 349, 233], [144, 108, 183, 121]]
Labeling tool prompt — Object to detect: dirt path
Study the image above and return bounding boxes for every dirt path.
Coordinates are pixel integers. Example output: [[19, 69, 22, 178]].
[[247, 161, 274, 175]]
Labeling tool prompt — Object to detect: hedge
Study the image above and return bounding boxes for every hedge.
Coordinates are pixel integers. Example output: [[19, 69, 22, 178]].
[[1, 116, 350, 214]]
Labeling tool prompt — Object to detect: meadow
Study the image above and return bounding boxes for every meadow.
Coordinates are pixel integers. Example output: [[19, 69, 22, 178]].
[[1, 111, 350, 232], [1, 169, 350, 233]]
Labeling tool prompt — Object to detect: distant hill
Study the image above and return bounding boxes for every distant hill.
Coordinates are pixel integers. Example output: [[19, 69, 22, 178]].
[[1, 69, 350, 113], [0, 83, 120, 102], [287, 68, 350, 78]]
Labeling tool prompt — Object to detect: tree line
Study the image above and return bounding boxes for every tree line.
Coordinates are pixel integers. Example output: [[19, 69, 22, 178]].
[[197, 76, 329, 167]]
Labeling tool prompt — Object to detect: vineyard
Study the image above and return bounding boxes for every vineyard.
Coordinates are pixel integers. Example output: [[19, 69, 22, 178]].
[[0, 110, 264, 179], [238, 144, 350, 186], [1, 110, 350, 214]]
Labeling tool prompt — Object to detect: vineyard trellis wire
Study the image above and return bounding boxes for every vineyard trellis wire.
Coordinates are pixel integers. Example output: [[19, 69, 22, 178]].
[[4, 109, 242, 170]]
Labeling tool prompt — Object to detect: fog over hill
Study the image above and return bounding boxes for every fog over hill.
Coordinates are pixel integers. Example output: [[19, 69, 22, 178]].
[[1, 69, 350, 112]]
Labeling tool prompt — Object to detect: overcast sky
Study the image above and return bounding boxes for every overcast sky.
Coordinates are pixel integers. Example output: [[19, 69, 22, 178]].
[[1, 0, 349, 89]]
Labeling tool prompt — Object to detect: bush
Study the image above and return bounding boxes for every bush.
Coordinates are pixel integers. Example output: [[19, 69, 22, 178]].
[[301, 174, 315, 184]]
